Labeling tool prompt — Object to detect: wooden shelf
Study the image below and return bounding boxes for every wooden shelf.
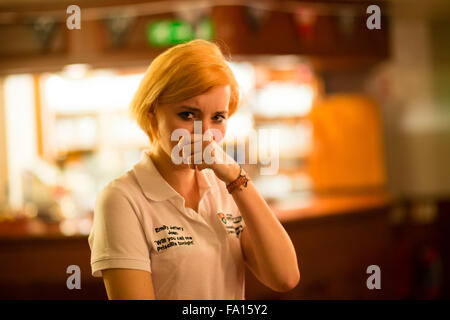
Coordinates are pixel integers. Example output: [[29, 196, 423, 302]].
[[54, 112, 98, 118], [253, 114, 309, 125], [0, 2, 389, 75]]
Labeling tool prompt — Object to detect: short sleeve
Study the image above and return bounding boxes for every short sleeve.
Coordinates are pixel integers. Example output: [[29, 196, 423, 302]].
[[88, 185, 151, 277]]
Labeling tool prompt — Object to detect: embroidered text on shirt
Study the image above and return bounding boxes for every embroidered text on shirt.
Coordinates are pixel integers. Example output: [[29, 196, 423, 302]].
[[154, 224, 195, 252]]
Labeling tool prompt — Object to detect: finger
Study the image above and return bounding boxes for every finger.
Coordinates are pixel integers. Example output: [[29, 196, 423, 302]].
[[184, 138, 215, 157], [195, 162, 208, 171], [189, 133, 204, 144], [177, 134, 202, 149], [181, 144, 203, 162], [187, 133, 213, 145], [186, 153, 200, 167]]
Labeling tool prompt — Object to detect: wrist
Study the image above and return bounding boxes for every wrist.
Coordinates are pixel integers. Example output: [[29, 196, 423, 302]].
[[223, 163, 242, 185], [226, 164, 250, 194]]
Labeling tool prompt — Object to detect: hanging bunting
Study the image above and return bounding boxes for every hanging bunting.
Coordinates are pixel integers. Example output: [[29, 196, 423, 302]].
[[28, 16, 58, 52], [337, 7, 356, 39], [175, 2, 204, 26], [293, 6, 317, 44], [246, 3, 270, 33], [176, 2, 213, 40], [147, 20, 195, 47], [103, 11, 136, 48], [195, 17, 214, 40], [147, 20, 172, 47]]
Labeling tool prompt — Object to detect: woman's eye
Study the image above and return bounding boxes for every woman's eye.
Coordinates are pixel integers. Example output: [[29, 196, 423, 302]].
[[178, 112, 194, 120], [213, 115, 226, 122]]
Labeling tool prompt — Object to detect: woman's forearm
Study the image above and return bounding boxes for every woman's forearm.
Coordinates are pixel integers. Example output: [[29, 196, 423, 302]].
[[231, 178, 300, 291]]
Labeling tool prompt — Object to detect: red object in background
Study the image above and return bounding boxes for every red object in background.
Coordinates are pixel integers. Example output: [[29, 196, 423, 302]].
[[419, 245, 443, 299], [298, 24, 314, 42], [392, 226, 443, 299], [294, 64, 313, 83], [51, 185, 69, 199], [392, 228, 413, 298], [293, 7, 317, 44]]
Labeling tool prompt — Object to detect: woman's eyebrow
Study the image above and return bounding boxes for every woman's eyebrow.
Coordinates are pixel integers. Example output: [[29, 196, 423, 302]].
[[179, 106, 228, 114], [179, 106, 201, 112]]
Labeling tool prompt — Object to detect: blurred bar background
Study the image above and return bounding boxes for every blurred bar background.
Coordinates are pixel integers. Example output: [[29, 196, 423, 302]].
[[0, 0, 449, 299]]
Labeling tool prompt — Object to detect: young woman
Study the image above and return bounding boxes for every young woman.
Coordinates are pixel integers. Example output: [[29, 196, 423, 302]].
[[88, 39, 300, 300]]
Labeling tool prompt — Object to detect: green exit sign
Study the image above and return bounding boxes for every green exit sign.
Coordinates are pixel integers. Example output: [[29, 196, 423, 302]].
[[147, 19, 214, 47]]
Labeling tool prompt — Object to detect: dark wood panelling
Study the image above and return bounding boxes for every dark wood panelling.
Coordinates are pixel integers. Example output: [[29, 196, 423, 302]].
[[0, 1, 389, 75], [245, 206, 395, 299]]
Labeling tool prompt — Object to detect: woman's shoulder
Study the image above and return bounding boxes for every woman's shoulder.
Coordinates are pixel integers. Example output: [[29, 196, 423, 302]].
[[97, 169, 141, 203], [93, 169, 151, 224]]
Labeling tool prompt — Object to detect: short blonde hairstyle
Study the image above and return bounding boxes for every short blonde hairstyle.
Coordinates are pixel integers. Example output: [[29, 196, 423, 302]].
[[129, 39, 240, 145]]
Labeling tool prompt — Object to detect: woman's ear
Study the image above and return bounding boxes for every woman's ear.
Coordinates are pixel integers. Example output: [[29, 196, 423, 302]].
[[148, 105, 161, 141], [147, 104, 157, 127]]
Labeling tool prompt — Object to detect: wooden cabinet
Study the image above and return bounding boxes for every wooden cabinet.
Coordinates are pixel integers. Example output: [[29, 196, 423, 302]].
[[212, 3, 389, 61], [307, 94, 387, 192], [3, 196, 449, 299], [0, 235, 106, 299], [245, 198, 395, 299], [0, 1, 389, 75], [0, 194, 395, 300]]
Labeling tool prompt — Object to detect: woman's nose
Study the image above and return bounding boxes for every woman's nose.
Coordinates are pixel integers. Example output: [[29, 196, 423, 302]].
[[192, 119, 207, 134], [201, 119, 211, 134]]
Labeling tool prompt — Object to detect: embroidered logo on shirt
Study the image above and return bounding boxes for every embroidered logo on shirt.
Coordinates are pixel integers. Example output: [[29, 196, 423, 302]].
[[217, 212, 227, 224], [217, 212, 244, 238]]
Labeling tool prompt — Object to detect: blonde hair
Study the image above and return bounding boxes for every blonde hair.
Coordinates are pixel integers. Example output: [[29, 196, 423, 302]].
[[129, 39, 240, 145]]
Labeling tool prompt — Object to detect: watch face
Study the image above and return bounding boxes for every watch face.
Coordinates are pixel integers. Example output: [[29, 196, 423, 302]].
[[227, 175, 249, 194]]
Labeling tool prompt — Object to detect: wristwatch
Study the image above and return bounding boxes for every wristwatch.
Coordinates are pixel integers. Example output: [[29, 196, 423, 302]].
[[226, 165, 250, 194]]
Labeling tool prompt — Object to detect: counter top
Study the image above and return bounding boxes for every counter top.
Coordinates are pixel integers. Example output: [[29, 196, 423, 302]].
[[0, 192, 392, 239], [271, 192, 392, 223]]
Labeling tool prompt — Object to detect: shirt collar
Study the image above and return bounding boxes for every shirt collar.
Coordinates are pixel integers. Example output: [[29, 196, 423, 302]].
[[133, 150, 212, 202]]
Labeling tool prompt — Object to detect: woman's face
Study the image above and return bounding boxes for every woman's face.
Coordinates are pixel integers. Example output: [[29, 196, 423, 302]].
[[153, 85, 231, 160]]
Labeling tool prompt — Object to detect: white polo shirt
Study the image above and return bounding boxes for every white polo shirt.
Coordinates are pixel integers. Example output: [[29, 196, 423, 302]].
[[88, 150, 247, 300]]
